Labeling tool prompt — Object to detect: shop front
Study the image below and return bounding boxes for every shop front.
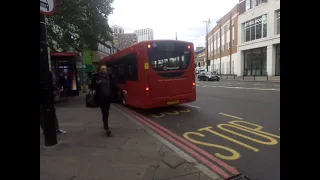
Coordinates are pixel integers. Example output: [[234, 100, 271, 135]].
[[50, 52, 81, 96], [243, 47, 267, 76]]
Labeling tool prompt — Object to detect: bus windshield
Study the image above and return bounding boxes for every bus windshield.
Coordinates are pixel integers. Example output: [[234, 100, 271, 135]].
[[148, 41, 191, 72]]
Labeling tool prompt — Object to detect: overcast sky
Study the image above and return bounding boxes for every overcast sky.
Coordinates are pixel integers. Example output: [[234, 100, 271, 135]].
[[108, 0, 239, 48]]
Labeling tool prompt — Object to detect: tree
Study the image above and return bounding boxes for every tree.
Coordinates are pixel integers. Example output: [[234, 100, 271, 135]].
[[46, 0, 114, 52]]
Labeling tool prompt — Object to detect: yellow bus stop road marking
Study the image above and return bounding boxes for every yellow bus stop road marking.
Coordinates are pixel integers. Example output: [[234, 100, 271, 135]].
[[219, 113, 243, 120]]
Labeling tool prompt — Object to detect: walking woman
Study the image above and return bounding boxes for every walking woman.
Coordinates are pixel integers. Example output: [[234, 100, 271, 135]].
[[90, 65, 118, 136]]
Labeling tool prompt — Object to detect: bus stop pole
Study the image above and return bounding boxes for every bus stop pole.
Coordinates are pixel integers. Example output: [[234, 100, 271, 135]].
[[40, 13, 58, 146]]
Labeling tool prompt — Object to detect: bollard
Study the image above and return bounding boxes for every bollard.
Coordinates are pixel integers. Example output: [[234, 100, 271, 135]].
[[266, 72, 268, 81], [234, 74, 236, 79], [254, 74, 256, 80], [227, 74, 228, 79]]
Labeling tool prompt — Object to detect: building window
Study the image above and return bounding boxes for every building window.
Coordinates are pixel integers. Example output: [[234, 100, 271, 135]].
[[243, 14, 267, 42], [275, 44, 280, 76], [246, 0, 251, 10], [243, 47, 267, 76], [246, 0, 267, 11], [276, 10, 280, 34], [231, 61, 235, 74], [221, 63, 225, 74]]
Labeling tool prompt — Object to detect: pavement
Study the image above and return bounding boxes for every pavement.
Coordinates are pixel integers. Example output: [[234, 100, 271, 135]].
[[131, 80, 280, 180], [40, 95, 214, 180], [215, 75, 279, 83]]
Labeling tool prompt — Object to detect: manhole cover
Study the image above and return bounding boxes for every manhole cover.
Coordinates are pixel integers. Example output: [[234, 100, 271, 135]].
[[226, 174, 251, 180]]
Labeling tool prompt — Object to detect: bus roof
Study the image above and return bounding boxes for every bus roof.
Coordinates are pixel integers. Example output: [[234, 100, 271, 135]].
[[99, 40, 193, 65]]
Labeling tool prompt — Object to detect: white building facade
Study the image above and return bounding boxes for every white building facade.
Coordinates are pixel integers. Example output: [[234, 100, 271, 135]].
[[134, 28, 154, 42], [236, 0, 280, 76]]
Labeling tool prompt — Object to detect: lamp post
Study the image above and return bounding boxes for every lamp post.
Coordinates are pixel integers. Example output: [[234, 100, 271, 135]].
[[203, 21, 209, 72], [40, 13, 58, 146]]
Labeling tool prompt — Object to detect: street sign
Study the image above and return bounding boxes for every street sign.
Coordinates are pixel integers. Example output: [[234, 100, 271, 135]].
[[40, 0, 56, 16]]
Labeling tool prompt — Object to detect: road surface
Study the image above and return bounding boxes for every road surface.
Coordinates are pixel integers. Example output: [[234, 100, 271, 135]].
[[123, 80, 280, 180]]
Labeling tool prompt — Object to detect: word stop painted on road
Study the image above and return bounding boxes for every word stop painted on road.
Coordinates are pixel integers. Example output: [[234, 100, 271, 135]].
[[183, 120, 280, 160]]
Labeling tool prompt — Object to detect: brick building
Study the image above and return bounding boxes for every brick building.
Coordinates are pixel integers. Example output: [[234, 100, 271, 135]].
[[205, 0, 280, 76], [195, 48, 206, 68], [205, 1, 246, 75], [114, 33, 137, 50]]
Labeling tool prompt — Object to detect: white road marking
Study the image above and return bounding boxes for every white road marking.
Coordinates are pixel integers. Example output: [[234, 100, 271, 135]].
[[198, 85, 280, 91], [219, 112, 243, 120], [196, 84, 200, 86], [274, 85, 280, 87], [184, 104, 201, 109], [253, 84, 264, 86], [237, 83, 242, 85], [215, 86, 279, 91]]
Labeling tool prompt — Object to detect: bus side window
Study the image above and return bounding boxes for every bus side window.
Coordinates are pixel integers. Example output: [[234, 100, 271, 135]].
[[121, 53, 138, 81], [125, 53, 138, 81], [118, 63, 126, 84]]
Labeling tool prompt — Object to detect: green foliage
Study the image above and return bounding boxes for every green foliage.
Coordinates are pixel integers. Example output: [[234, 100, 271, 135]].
[[46, 0, 114, 52]]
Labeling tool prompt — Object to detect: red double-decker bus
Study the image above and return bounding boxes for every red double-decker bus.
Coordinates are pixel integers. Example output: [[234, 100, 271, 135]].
[[100, 40, 196, 109]]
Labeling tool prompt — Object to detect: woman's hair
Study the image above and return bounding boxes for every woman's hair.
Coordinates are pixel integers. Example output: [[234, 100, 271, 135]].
[[97, 64, 107, 72]]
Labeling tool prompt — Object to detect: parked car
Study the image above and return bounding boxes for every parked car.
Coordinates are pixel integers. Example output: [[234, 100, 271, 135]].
[[195, 68, 205, 74], [197, 72, 220, 81]]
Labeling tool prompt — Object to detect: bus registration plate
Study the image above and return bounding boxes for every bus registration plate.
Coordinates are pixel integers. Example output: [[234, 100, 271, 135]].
[[167, 100, 179, 105]]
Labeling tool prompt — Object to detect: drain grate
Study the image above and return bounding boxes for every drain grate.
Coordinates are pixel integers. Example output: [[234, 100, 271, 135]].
[[226, 174, 252, 180]]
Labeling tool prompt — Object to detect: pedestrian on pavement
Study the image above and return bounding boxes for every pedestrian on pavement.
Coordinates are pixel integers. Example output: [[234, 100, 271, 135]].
[[90, 64, 118, 136], [40, 71, 67, 135], [57, 72, 69, 102]]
